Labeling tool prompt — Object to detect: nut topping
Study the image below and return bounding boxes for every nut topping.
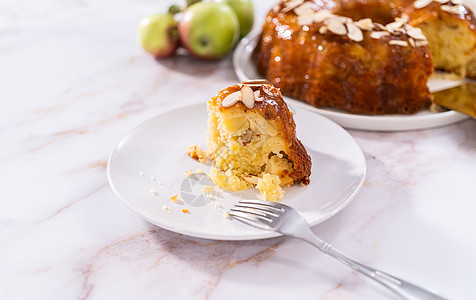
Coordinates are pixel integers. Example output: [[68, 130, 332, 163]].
[[441, 4, 464, 14], [294, 2, 314, 16], [414, 0, 433, 9], [319, 26, 328, 34], [325, 18, 347, 35], [280, 0, 435, 47], [254, 90, 264, 101], [405, 25, 427, 40], [297, 14, 315, 26], [370, 31, 390, 39], [389, 40, 409, 47], [282, 0, 304, 13], [313, 10, 332, 22], [355, 18, 373, 31], [241, 86, 255, 109], [221, 91, 241, 107], [346, 22, 363, 42], [242, 79, 270, 86], [415, 40, 429, 47]]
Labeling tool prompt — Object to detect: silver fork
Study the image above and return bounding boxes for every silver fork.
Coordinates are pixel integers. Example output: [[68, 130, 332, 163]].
[[229, 199, 447, 300]]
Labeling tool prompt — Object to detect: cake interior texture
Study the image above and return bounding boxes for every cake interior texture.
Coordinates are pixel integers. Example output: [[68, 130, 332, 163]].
[[206, 83, 311, 201], [408, 3, 476, 78]]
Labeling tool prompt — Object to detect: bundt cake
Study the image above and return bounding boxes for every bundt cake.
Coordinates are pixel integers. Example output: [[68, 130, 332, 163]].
[[206, 80, 311, 201], [252, 0, 476, 115]]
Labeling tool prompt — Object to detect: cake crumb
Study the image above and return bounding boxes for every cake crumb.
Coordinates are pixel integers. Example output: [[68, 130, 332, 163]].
[[182, 208, 189, 214], [195, 168, 204, 175], [214, 202, 223, 209], [162, 205, 172, 214], [202, 186, 215, 194], [185, 170, 193, 177], [256, 173, 284, 202], [149, 188, 158, 196], [187, 144, 208, 163], [224, 212, 231, 219]]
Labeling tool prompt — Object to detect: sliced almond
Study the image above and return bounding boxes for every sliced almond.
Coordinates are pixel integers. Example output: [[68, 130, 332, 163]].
[[282, 0, 304, 13], [325, 18, 347, 35], [298, 14, 315, 26], [319, 26, 328, 34], [243, 175, 259, 185], [370, 31, 390, 39], [414, 0, 433, 9], [396, 14, 410, 23], [336, 16, 353, 23], [346, 22, 363, 42], [389, 40, 409, 47], [254, 90, 264, 101], [435, 0, 450, 3], [405, 25, 427, 40], [451, 0, 463, 4], [242, 79, 270, 85], [313, 10, 332, 22], [242, 79, 270, 87], [355, 18, 373, 31], [294, 2, 314, 16], [441, 4, 462, 14], [241, 86, 255, 109], [415, 40, 429, 47], [386, 21, 405, 33], [221, 91, 240, 107], [373, 23, 387, 31], [408, 37, 416, 47]]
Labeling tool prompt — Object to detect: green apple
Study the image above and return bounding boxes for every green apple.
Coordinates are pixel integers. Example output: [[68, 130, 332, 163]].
[[215, 0, 254, 38], [138, 13, 179, 58], [178, 2, 240, 60]]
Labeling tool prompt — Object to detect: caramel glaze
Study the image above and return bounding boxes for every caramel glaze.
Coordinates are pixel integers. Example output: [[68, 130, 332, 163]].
[[253, 0, 442, 115], [210, 84, 312, 185], [405, 1, 476, 31]]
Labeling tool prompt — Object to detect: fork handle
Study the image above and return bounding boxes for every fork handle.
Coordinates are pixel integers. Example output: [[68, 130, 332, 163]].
[[302, 234, 447, 300]]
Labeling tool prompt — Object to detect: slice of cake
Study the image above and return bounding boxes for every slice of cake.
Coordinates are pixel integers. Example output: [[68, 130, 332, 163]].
[[206, 80, 311, 201]]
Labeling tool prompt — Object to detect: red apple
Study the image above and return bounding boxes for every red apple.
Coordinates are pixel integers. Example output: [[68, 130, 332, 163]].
[[178, 2, 240, 60], [138, 13, 179, 58]]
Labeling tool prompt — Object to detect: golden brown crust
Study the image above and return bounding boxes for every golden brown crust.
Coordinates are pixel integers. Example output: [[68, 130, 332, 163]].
[[212, 84, 312, 184], [253, 0, 443, 115]]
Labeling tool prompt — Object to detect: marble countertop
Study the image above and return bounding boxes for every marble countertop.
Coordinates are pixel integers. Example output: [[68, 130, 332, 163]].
[[2, 0, 476, 299]]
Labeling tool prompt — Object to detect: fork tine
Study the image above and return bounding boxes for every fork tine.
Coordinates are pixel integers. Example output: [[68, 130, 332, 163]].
[[238, 199, 285, 211], [234, 203, 280, 217], [229, 207, 273, 222], [228, 211, 274, 230]]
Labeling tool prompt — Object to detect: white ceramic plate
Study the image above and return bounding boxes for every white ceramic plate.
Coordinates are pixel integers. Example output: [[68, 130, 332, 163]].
[[233, 31, 469, 132], [107, 103, 366, 240]]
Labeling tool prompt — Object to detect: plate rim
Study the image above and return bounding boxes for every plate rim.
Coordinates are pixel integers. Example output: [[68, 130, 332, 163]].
[[233, 30, 469, 132], [107, 102, 367, 240]]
